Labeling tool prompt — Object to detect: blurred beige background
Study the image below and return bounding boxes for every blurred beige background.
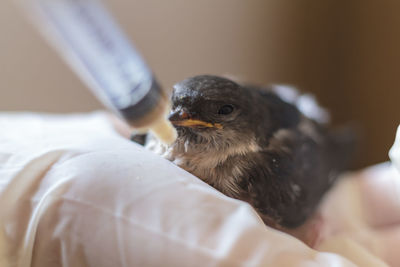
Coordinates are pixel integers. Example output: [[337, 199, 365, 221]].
[[0, 0, 399, 168]]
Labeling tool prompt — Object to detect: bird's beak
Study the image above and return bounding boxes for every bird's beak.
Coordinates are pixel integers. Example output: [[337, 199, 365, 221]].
[[168, 109, 223, 129], [171, 119, 223, 129]]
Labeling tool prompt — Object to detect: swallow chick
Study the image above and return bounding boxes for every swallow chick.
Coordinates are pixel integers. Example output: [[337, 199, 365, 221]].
[[135, 75, 355, 236]]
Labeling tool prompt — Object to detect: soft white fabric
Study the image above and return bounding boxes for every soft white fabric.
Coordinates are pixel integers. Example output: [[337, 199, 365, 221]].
[[390, 126, 400, 172], [0, 112, 396, 267]]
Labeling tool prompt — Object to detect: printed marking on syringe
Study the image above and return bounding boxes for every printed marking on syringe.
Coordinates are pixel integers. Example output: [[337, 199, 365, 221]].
[[73, 0, 115, 52], [67, 0, 153, 105], [38, 0, 153, 108], [62, 0, 153, 106], [39, 1, 118, 108]]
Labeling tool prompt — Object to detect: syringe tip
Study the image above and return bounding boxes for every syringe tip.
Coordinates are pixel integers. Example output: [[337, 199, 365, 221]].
[[150, 118, 177, 145]]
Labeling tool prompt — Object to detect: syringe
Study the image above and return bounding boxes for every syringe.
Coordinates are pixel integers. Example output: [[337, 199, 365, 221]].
[[21, 0, 177, 144]]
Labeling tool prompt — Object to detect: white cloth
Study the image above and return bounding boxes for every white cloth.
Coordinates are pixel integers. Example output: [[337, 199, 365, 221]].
[[0, 112, 397, 267], [390, 126, 400, 172]]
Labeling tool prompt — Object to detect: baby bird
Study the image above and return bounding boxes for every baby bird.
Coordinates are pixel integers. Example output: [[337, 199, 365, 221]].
[[136, 75, 354, 231]]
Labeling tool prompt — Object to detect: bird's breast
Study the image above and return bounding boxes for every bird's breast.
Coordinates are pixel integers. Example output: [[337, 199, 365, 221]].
[[168, 146, 254, 197], [146, 134, 260, 197]]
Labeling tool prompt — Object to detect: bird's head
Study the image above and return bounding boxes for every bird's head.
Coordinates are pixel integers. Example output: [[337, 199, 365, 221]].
[[169, 75, 257, 149]]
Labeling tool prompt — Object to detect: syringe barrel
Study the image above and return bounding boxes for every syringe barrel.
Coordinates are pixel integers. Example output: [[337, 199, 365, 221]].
[[24, 0, 176, 143]]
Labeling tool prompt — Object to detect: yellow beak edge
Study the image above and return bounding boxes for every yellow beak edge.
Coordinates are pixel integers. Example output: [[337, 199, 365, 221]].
[[171, 119, 223, 129]]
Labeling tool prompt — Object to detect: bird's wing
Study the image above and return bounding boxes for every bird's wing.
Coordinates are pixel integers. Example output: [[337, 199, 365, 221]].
[[241, 84, 355, 228]]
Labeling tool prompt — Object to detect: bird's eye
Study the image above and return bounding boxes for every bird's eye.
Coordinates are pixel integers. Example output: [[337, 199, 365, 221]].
[[218, 104, 234, 115]]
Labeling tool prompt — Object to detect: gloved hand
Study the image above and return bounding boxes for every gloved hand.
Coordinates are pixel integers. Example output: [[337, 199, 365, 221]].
[[0, 112, 398, 267]]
